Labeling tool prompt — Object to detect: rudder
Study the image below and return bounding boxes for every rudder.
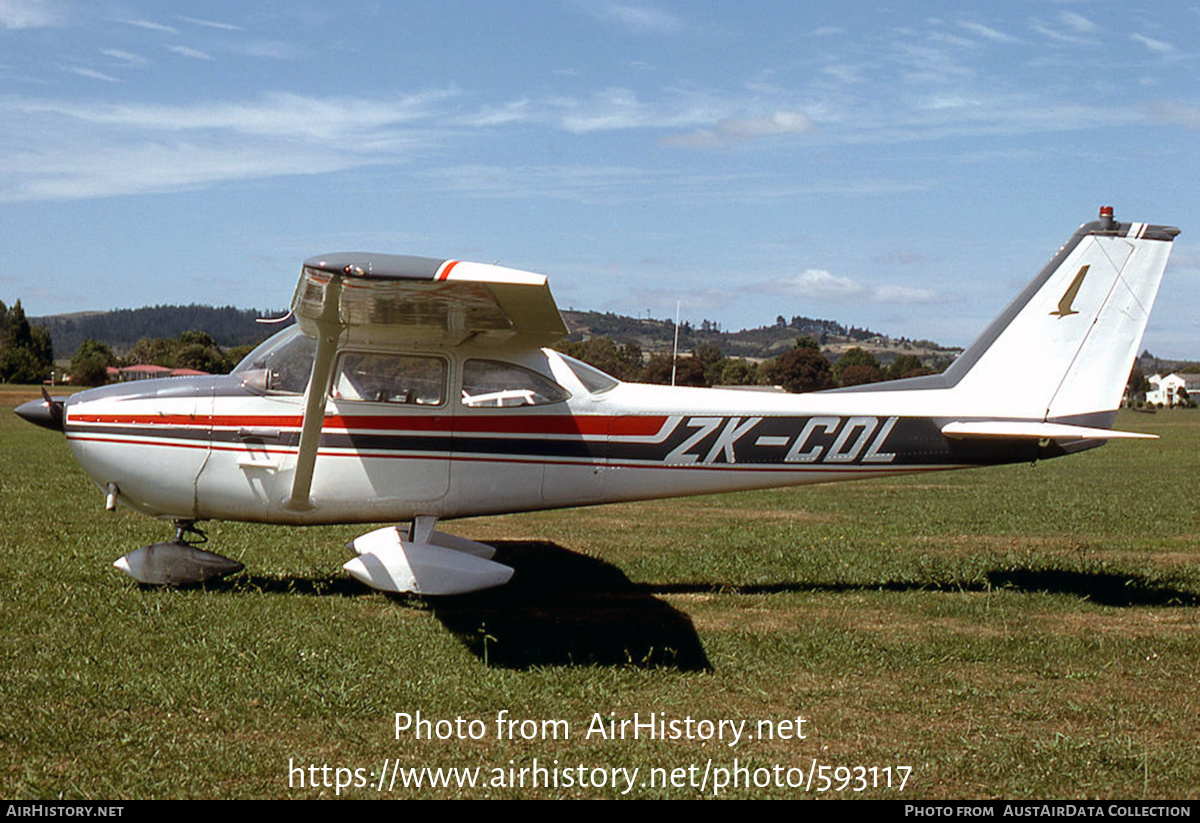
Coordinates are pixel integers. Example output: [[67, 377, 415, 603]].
[[939, 207, 1178, 424]]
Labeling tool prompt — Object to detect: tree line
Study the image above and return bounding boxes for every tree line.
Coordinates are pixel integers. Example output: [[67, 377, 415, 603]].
[[34, 304, 282, 360], [69, 332, 257, 387], [555, 335, 941, 392]]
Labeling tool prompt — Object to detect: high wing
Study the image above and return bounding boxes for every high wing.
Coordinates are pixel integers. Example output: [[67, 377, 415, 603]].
[[285, 253, 567, 511], [294, 253, 565, 345]]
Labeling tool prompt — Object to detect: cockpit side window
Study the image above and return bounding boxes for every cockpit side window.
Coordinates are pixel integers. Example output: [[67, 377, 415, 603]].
[[233, 326, 316, 395], [332, 352, 447, 405], [462, 359, 570, 408]]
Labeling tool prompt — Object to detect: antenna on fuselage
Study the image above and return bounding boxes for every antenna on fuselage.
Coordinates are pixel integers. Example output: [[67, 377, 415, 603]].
[[671, 299, 681, 386]]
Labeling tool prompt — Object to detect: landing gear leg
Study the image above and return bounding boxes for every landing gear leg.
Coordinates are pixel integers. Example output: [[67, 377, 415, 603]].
[[174, 520, 207, 545]]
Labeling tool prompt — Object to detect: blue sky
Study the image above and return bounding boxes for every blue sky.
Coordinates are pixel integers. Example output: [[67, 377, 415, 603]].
[[2, 1, 1198, 357]]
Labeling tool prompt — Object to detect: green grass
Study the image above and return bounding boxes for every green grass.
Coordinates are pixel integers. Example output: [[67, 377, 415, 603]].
[[1, 389, 1197, 799]]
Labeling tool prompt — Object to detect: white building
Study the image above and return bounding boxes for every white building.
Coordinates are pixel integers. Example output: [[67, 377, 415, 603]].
[[1146, 373, 1198, 407]]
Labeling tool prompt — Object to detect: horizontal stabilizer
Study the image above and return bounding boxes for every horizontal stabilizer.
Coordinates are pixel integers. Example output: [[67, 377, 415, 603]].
[[941, 421, 1156, 440]]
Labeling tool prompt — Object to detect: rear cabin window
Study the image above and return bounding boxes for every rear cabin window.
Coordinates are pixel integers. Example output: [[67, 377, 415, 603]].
[[461, 360, 570, 408], [558, 353, 620, 394], [332, 352, 446, 405]]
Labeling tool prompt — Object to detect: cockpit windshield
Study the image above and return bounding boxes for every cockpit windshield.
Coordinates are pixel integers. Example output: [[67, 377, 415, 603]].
[[233, 326, 316, 395]]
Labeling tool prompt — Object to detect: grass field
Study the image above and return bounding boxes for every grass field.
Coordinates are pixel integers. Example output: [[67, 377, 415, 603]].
[[1, 384, 1197, 799]]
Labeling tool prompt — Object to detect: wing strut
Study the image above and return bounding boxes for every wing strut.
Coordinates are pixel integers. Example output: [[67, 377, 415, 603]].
[[284, 275, 344, 511]]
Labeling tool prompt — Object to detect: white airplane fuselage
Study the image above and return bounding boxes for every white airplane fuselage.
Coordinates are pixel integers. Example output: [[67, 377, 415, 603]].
[[18, 210, 1180, 594], [62, 350, 1035, 527]]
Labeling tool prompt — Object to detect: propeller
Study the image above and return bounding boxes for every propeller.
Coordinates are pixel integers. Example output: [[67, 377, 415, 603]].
[[14, 387, 65, 432]]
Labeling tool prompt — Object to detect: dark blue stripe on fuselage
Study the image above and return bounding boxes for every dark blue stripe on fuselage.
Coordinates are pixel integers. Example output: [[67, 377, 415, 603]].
[[67, 414, 1071, 468]]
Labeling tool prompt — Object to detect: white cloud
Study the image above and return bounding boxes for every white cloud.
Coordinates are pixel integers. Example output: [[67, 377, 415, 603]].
[[549, 87, 736, 134], [662, 110, 815, 148], [872, 284, 939, 303], [1131, 33, 1174, 53], [455, 99, 533, 127], [100, 49, 149, 67], [118, 18, 179, 34], [0, 0, 66, 28], [1147, 101, 1200, 128], [1059, 11, 1097, 34], [893, 42, 976, 85], [177, 16, 242, 32], [0, 91, 461, 202], [958, 21, 1020, 44], [230, 40, 299, 60], [68, 66, 119, 82], [584, 2, 683, 35], [770, 269, 864, 300], [4, 141, 375, 201], [754, 269, 937, 304], [820, 64, 865, 85], [1029, 23, 1087, 45], [167, 45, 213, 61], [18, 90, 457, 139]]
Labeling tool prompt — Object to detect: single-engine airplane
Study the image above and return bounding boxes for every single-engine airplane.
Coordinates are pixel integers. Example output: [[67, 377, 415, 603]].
[[16, 207, 1180, 595]]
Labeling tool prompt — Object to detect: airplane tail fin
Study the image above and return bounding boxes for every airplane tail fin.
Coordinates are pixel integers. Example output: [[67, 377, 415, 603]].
[[891, 208, 1178, 427]]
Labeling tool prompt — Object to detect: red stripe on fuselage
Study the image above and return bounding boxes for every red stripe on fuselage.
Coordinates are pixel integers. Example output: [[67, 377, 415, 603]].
[[68, 413, 669, 437]]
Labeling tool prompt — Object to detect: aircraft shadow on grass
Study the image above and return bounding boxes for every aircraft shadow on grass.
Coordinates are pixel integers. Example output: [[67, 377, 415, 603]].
[[649, 568, 1200, 608], [202, 541, 1197, 670], [206, 540, 713, 672], [429, 541, 712, 672]]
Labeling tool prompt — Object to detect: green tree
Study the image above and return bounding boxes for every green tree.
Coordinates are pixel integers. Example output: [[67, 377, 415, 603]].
[[123, 337, 180, 367], [75, 338, 116, 366], [174, 330, 233, 372], [123, 330, 236, 374], [71, 339, 117, 387], [557, 336, 644, 381], [716, 358, 761, 386], [1125, 366, 1150, 403], [839, 363, 884, 387], [762, 347, 833, 393], [644, 353, 707, 386], [694, 342, 726, 386], [887, 354, 930, 380], [0, 300, 54, 384], [832, 348, 881, 386]]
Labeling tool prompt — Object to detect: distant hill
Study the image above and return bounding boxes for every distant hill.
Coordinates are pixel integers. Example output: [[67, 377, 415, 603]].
[[33, 302, 961, 366], [34, 305, 286, 359], [561, 310, 959, 364]]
